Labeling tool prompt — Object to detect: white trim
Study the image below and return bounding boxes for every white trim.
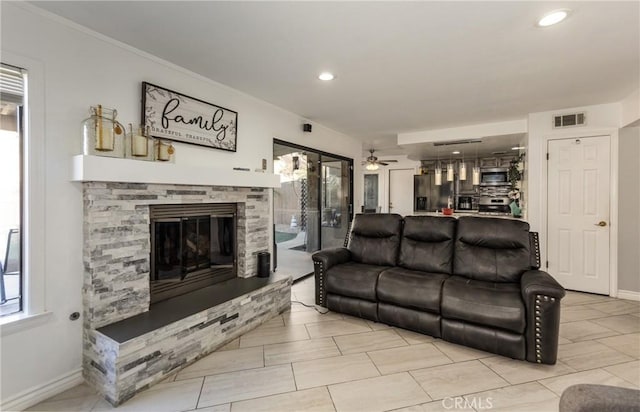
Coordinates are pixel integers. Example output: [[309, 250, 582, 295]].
[[617, 290, 640, 301], [72, 155, 281, 188], [0, 368, 84, 412], [540, 128, 619, 297], [0, 311, 52, 337], [0, 51, 47, 316]]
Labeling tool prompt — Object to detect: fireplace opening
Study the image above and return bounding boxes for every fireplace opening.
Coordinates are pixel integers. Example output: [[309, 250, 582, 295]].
[[150, 204, 237, 303]]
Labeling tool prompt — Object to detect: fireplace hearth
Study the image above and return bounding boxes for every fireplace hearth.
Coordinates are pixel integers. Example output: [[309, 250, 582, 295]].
[[150, 203, 237, 303]]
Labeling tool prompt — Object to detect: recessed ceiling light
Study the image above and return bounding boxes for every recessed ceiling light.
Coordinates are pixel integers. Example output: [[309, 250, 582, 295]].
[[537, 9, 570, 27], [452, 151, 460, 154], [512, 146, 526, 150], [318, 72, 335, 81]]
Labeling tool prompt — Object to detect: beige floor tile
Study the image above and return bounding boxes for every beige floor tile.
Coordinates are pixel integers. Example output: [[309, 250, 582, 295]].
[[175, 346, 264, 380], [539, 368, 637, 396], [231, 387, 335, 412], [329, 372, 431, 412], [185, 405, 230, 412], [604, 360, 640, 387], [431, 341, 492, 362], [260, 315, 285, 328], [292, 353, 380, 389], [216, 338, 240, 352], [333, 329, 407, 354], [562, 292, 611, 306], [264, 337, 341, 366], [558, 336, 573, 345], [560, 305, 608, 323], [26, 395, 101, 412], [464, 382, 559, 412], [44, 383, 98, 402], [592, 315, 640, 334], [92, 377, 204, 412], [410, 360, 509, 400], [367, 320, 393, 330], [389, 400, 475, 412], [597, 333, 640, 358], [590, 299, 640, 315], [287, 301, 318, 312], [394, 328, 437, 345], [558, 340, 634, 371], [368, 343, 452, 375], [480, 356, 575, 385], [559, 320, 619, 342], [239, 323, 309, 347], [282, 309, 343, 325], [305, 319, 372, 339], [197, 364, 296, 407]]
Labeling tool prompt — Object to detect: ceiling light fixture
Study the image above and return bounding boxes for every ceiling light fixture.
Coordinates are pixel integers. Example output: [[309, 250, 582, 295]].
[[511, 146, 526, 150], [318, 72, 335, 81], [452, 151, 460, 154], [365, 163, 379, 171], [537, 9, 570, 27]]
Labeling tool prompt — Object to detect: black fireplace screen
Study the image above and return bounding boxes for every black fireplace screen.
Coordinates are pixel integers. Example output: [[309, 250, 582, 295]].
[[150, 204, 236, 303]]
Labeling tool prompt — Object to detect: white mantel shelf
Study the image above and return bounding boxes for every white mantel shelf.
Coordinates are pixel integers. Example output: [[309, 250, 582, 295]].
[[72, 155, 281, 188]]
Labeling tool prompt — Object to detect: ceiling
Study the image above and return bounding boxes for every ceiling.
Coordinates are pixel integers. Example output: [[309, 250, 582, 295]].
[[31, 1, 639, 158]]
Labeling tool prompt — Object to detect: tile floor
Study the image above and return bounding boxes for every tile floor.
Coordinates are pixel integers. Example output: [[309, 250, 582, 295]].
[[27, 277, 640, 412]]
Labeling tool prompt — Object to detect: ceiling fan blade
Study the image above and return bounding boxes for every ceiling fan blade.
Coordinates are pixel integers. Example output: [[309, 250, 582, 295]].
[[378, 162, 389, 166], [378, 159, 398, 163]]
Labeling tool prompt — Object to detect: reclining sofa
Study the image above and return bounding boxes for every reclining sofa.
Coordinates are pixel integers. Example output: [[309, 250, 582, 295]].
[[312, 214, 566, 364]]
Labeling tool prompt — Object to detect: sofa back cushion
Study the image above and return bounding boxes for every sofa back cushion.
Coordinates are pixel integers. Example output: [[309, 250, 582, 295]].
[[454, 217, 531, 282], [348, 214, 403, 266], [399, 216, 457, 274]]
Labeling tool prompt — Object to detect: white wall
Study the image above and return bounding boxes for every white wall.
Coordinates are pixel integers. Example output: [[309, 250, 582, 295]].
[[0, 3, 362, 405], [618, 127, 640, 293], [360, 155, 420, 214]]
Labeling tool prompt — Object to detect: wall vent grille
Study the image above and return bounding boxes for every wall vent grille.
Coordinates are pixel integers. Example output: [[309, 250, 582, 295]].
[[553, 112, 586, 128]]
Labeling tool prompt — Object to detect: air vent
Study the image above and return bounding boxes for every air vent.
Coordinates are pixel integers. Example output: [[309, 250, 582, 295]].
[[553, 112, 586, 128], [433, 139, 482, 147]]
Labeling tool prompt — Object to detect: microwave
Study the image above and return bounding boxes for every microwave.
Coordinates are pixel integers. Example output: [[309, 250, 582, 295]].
[[480, 168, 509, 186]]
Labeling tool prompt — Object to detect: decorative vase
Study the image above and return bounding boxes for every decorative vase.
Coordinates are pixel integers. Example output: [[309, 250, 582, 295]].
[[509, 201, 522, 218], [82, 105, 125, 158]]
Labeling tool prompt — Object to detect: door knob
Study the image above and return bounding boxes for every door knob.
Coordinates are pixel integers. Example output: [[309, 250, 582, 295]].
[[595, 221, 607, 227]]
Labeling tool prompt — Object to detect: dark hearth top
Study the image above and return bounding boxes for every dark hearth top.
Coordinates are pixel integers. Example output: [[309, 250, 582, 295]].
[[97, 276, 279, 343]]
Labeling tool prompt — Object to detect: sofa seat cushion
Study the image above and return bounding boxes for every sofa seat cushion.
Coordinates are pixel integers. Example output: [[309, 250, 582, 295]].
[[377, 267, 449, 313], [326, 262, 388, 301], [442, 276, 525, 334]]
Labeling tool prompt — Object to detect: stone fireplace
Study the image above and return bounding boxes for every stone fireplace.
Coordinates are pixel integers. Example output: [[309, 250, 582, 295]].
[[149, 203, 237, 303], [80, 179, 290, 405]]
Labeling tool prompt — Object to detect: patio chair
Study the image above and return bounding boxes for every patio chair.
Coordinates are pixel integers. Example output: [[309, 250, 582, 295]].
[[1, 229, 20, 305]]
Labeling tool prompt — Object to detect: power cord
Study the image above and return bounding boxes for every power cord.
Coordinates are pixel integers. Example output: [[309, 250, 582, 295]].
[[291, 300, 329, 314]]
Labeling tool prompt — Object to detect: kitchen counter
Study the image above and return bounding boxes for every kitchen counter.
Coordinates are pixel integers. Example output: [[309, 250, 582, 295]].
[[412, 210, 524, 220]]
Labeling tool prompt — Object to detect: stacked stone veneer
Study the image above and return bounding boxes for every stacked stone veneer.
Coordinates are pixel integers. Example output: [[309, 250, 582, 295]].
[[82, 182, 288, 405], [85, 277, 291, 405]]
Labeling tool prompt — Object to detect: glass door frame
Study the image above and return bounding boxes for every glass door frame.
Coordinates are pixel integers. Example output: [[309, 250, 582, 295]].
[[273, 138, 354, 255]]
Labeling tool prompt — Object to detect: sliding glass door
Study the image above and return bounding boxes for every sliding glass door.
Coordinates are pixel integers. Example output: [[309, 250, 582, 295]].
[[273, 140, 353, 281]]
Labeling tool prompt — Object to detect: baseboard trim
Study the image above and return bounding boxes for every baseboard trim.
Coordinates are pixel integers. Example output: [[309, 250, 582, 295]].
[[617, 289, 640, 301], [0, 368, 84, 412]]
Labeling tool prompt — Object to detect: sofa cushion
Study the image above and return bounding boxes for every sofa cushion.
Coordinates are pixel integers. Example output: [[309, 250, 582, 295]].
[[454, 216, 531, 283], [348, 214, 403, 266], [399, 216, 457, 274], [377, 267, 449, 313], [441, 276, 526, 334], [326, 262, 387, 301]]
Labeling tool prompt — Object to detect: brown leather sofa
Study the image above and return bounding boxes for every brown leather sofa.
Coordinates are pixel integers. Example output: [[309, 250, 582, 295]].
[[312, 214, 566, 364]]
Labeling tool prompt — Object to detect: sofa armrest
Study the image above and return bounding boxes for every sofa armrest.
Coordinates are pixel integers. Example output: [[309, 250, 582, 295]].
[[311, 248, 351, 307], [521, 270, 566, 364]]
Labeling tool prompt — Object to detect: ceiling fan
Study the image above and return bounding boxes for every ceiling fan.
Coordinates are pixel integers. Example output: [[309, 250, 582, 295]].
[[362, 149, 398, 170]]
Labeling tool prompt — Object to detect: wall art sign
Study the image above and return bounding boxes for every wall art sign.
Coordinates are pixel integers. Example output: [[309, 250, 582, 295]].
[[142, 82, 238, 152]]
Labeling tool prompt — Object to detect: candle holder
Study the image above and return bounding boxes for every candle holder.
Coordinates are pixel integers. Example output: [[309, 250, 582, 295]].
[[82, 105, 125, 158], [155, 139, 175, 162], [126, 124, 154, 161]]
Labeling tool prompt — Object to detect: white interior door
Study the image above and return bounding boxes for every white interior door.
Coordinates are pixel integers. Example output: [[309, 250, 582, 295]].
[[547, 136, 611, 294], [389, 169, 414, 216]]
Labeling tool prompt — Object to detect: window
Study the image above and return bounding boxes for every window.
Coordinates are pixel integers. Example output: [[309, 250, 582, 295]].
[[0, 63, 25, 316]]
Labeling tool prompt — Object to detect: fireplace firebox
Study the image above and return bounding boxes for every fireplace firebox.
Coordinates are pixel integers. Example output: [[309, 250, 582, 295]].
[[150, 203, 237, 303]]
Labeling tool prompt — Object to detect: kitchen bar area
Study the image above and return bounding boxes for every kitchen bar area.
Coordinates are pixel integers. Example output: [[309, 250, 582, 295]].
[[413, 153, 524, 218]]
